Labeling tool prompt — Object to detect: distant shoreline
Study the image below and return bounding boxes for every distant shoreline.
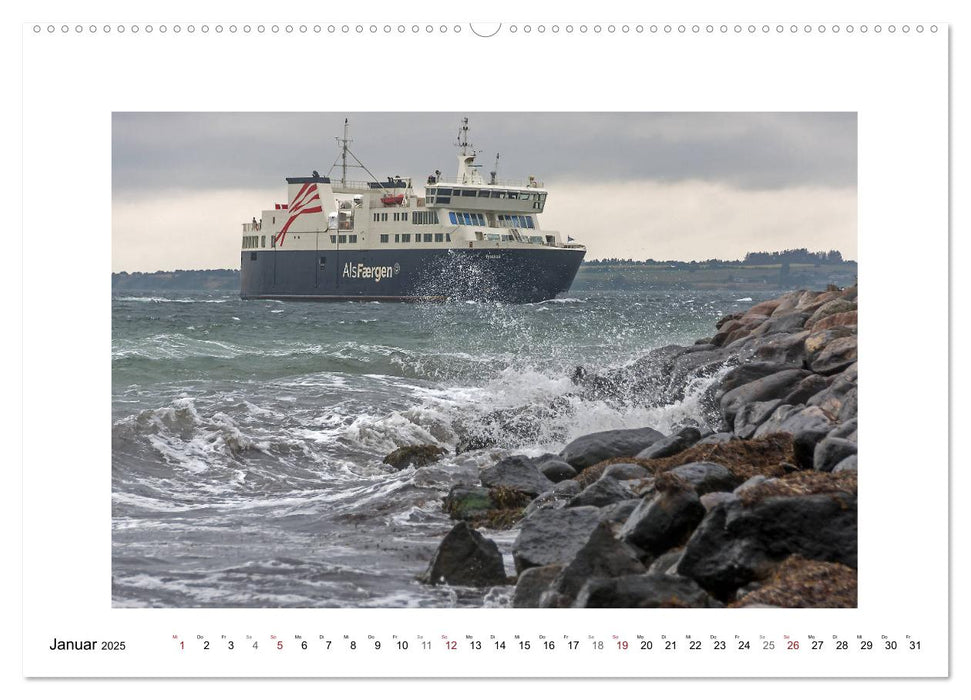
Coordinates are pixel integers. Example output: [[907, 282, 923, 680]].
[[112, 260, 857, 294]]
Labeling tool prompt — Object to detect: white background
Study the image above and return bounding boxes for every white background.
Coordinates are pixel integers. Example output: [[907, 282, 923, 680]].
[[8, 0, 966, 697]]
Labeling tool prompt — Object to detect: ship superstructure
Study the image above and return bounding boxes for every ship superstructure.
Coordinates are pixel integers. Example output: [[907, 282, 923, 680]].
[[240, 118, 585, 302]]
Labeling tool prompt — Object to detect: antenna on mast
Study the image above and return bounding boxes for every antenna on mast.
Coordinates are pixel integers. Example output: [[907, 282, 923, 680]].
[[490, 152, 500, 185], [455, 117, 478, 157], [336, 118, 352, 186]]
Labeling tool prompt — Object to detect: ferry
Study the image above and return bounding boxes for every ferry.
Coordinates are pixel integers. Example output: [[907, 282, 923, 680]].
[[239, 118, 585, 302]]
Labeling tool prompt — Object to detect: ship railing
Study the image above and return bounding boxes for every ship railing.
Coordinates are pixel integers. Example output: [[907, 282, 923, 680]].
[[436, 177, 545, 189], [242, 222, 261, 232]]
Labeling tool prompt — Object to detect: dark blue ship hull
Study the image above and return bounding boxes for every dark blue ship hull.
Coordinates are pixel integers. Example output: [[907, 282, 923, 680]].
[[240, 247, 585, 303]]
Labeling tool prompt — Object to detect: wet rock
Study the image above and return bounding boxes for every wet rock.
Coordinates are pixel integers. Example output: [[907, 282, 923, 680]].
[[598, 498, 642, 525], [480, 455, 554, 496], [731, 331, 810, 366], [792, 428, 830, 470], [636, 427, 702, 460], [559, 426, 665, 470], [719, 369, 811, 427], [422, 522, 507, 587], [754, 404, 833, 438], [810, 336, 858, 375], [512, 506, 602, 573], [552, 479, 583, 497], [752, 311, 810, 337], [443, 486, 496, 521], [576, 573, 722, 608], [538, 458, 577, 483], [813, 437, 858, 472], [512, 564, 562, 608], [619, 488, 706, 557], [383, 444, 447, 470], [812, 310, 858, 332], [832, 455, 858, 472], [783, 374, 831, 406], [700, 491, 737, 511], [602, 462, 653, 481], [695, 432, 735, 446], [677, 493, 857, 599], [647, 548, 684, 575], [733, 475, 769, 496], [523, 490, 570, 518], [568, 476, 636, 508], [540, 522, 647, 607], [667, 462, 739, 494], [716, 362, 802, 399], [827, 418, 858, 443], [807, 299, 857, 328], [733, 399, 783, 439]]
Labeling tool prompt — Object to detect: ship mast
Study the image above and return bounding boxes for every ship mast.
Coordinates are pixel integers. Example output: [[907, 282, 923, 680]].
[[327, 118, 388, 189], [337, 118, 351, 186]]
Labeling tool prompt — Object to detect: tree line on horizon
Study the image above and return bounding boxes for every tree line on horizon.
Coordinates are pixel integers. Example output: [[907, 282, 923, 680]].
[[584, 248, 852, 267]]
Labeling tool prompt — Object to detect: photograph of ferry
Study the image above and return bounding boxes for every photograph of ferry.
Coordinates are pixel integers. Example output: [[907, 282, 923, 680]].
[[112, 113, 858, 607], [241, 118, 586, 303]]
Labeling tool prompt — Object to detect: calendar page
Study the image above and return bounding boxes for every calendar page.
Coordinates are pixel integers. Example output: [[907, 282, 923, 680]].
[[19, 0, 953, 689]]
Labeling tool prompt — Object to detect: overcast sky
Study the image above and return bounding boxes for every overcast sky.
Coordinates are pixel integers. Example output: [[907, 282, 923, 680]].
[[112, 112, 856, 271]]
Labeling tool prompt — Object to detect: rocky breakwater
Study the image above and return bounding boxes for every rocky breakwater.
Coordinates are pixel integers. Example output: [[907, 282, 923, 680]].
[[418, 286, 858, 607]]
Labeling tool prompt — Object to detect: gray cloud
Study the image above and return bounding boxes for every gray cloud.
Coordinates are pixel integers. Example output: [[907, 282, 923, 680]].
[[112, 112, 856, 194]]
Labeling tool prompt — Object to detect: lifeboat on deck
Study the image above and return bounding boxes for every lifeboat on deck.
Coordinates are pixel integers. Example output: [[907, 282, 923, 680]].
[[381, 194, 404, 206]]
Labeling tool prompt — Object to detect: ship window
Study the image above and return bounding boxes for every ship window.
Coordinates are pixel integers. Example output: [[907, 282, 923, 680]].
[[380, 234, 389, 243], [250, 252, 257, 261], [497, 191, 507, 199], [530, 235, 543, 243], [339, 235, 347, 244], [477, 213, 485, 225], [401, 233, 411, 243], [423, 233, 433, 242], [426, 197, 435, 204], [478, 190, 490, 198], [462, 213, 471, 225], [448, 212, 457, 224], [486, 233, 500, 241], [491, 191, 501, 198], [394, 234, 400, 243], [261, 235, 266, 247], [349, 235, 358, 243], [519, 192, 530, 200], [437, 188, 452, 196], [434, 233, 444, 242], [502, 234, 513, 241], [330, 235, 337, 243], [446, 233, 451, 242]]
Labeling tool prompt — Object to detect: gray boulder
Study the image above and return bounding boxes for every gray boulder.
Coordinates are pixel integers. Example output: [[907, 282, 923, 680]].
[[813, 437, 858, 472], [568, 477, 635, 508], [559, 426, 665, 470], [538, 458, 577, 483], [540, 522, 647, 607], [422, 522, 507, 586], [719, 369, 811, 427], [479, 455, 554, 496], [733, 399, 783, 439], [512, 506, 602, 573], [754, 404, 833, 437], [598, 498, 642, 524], [677, 494, 858, 599], [512, 564, 562, 608], [602, 462, 653, 481], [619, 488, 706, 557], [667, 462, 739, 495], [635, 427, 702, 460], [833, 455, 858, 472], [576, 573, 721, 608]]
